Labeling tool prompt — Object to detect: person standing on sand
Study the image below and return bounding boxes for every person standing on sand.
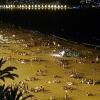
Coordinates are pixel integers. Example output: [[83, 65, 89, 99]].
[[96, 56, 99, 63]]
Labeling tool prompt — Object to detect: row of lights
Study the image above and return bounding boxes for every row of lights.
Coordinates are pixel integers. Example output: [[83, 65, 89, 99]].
[[0, 4, 69, 10]]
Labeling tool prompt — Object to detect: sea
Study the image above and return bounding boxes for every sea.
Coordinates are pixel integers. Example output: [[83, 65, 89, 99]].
[[0, 8, 100, 46]]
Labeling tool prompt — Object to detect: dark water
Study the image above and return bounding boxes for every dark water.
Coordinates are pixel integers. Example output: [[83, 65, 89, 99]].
[[0, 8, 100, 45]]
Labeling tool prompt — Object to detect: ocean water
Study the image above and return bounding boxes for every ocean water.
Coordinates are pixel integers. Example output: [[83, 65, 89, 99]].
[[0, 8, 100, 45]]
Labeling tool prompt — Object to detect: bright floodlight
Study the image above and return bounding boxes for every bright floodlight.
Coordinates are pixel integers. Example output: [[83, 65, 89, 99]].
[[38, 5, 40, 8], [35, 5, 37, 8], [52, 50, 65, 58], [28, 5, 31, 8], [48, 5, 50, 7], [64, 5, 67, 9], [57, 5, 60, 9], [54, 5, 57, 9], [50, 5, 54, 9], [45, 5, 47, 8], [59, 50, 65, 56]]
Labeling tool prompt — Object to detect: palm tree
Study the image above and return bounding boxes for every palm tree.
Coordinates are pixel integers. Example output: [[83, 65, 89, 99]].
[[0, 58, 33, 100], [0, 84, 33, 100], [6, 85, 33, 100], [0, 84, 9, 100], [0, 58, 18, 82]]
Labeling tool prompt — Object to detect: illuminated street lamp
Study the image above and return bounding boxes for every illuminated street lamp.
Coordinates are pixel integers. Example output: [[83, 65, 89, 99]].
[[51, 5, 54, 9], [48, 5, 50, 8], [61, 5, 64, 10], [57, 5, 60, 9], [19, 5, 22, 8], [64, 5, 67, 10], [45, 5, 47, 9], [38, 5, 40, 8], [54, 5, 57, 10], [5, 5, 8, 9], [32, 5, 34, 8], [11, 5, 13, 8], [0, 4, 68, 10], [48, 5, 50, 9], [35, 5, 37, 8], [28, 5, 31, 8], [41, 5, 44, 9]]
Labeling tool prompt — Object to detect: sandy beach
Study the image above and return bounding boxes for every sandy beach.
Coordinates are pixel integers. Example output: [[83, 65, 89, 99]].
[[0, 26, 100, 100]]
